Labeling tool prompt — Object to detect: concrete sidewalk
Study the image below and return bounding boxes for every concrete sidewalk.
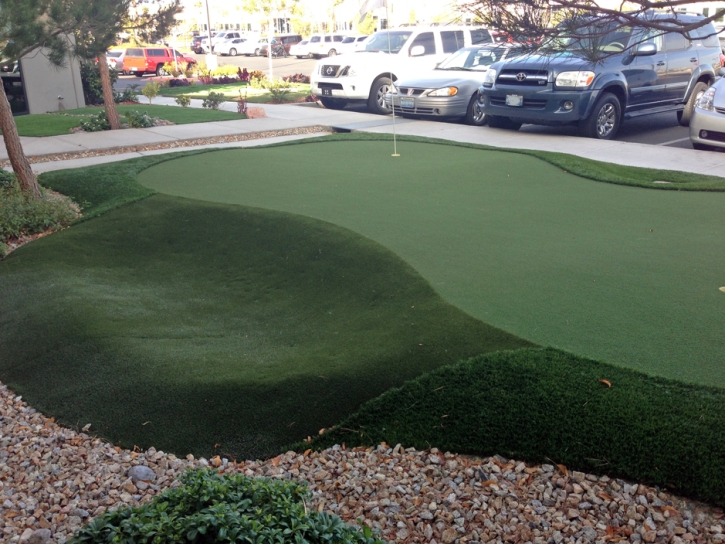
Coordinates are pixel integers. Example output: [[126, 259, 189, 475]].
[[6, 97, 725, 177]]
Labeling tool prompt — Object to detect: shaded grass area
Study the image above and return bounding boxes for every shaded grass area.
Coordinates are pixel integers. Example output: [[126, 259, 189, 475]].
[[11, 105, 246, 137], [0, 157, 530, 460], [137, 137, 725, 386], [304, 348, 725, 507]]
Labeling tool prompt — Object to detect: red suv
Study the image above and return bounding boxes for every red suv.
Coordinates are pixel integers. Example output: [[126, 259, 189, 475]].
[[121, 47, 196, 76]]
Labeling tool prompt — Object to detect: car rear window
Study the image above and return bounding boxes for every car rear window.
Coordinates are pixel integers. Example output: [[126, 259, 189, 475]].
[[441, 30, 465, 53], [471, 29, 492, 44], [126, 48, 144, 57]]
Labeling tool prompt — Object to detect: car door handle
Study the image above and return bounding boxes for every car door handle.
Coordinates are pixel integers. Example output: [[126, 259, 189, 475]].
[[690, 58, 698, 63], [656, 61, 665, 66]]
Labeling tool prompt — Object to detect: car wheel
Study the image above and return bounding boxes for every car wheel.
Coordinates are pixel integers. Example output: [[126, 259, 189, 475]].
[[328, 49, 337, 57], [368, 76, 393, 115], [678, 81, 708, 127], [296, 56, 303, 59], [254, 48, 260, 56], [486, 115, 522, 130], [465, 96, 487, 126], [578, 92, 621, 139], [155, 64, 168, 77], [229, 48, 237, 56], [320, 97, 347, 110], [692, 142, 711, 151]]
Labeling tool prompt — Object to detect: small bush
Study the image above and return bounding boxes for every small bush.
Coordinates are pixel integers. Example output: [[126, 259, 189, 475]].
[[0, 168, 14, 187], [113, 88, 139, 104], [124, 110, 154, 128], [284, 73, 311, 84], [249, 70, 266, 89], [211, 64, 240, 77], [202, 91, 225, 110], [214, 75, 238, 84], [0, 180, 78, 243], [69, 469, 384, 543], [79, 62, 118, 106], [79, 111, 110, 132], [264, 77, 293, 103], [141, 81, 162, 104], [175, 95, 191, 107], [161, 60, 186, 78], [168, 78, 191, 87], [237, 67, 250, 82]]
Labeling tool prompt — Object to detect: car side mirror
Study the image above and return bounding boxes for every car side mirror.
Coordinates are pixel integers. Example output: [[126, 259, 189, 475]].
[[409, 45, 425, 57], [633, 42, 657, 56]]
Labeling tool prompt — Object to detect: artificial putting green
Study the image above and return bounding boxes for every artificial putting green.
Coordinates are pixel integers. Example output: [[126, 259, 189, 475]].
[[138, 138, 725, 388], [0, 154, 529, 459]]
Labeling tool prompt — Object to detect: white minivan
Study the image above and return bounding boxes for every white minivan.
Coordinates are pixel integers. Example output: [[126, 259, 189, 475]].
[[308, 33, 348, 58], [311, 26, 497, 113]]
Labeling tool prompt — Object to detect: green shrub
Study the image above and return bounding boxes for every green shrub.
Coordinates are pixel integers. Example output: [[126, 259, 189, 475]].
[[211, 64, 239, 77], [264, 77, 293, 103], [249, 70, 267, 89], [69, 469, 384, 543], [141, 81, 163, 104], [175, 95, 191, 107], [79, 62, 119, 106], [0, 241, 8, 258], [307, 347, 725, 507], [202, 91, 225, 110], [124, 110, 155, 128], [0, 180, 78, 243], [78, 111, 110, 132], [0, 168, 14, 187], [113, 88, 139, 104]]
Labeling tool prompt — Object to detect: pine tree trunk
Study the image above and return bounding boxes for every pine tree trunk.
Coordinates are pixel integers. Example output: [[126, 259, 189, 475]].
[[97, 54, 122, 130], [0, 78, 40, 199]]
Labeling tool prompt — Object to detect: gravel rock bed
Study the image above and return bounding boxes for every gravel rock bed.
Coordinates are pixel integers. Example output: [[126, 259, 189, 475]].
[[0, 126, 329, 168], [1, 382, 722, 543]]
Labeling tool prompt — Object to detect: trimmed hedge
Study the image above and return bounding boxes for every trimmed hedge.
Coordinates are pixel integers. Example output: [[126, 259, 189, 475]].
[[304, 348, 725, 507], [70, 469, 384, 543]]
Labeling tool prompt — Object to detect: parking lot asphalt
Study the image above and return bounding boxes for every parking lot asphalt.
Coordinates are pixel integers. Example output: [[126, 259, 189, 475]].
[[114, 52, 702, 151]]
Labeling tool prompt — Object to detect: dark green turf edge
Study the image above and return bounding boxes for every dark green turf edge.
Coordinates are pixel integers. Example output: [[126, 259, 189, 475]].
[[230, 132, 725, 192], [300, 347, 725, 508]]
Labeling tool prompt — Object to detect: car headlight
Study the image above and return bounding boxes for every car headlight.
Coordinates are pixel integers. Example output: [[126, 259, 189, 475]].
[[340, 66, 357, 77], [427, 87, 458, 97], [483, 69, 496, 88], [555, 71, 595, 88], [696, 87, 716, 112]]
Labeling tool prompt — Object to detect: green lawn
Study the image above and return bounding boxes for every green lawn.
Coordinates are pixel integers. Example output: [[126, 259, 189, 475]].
[[12, 104, 246, 137], [0, 151, 530, 461], [137, 137, 725, 387]]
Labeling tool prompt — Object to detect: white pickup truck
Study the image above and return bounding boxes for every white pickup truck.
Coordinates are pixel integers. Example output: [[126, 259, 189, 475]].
[[310, 26, 499, 113]]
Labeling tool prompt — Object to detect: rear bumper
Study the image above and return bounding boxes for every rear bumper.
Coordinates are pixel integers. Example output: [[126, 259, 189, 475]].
[[385, 94, 468, 117], [479, 85, 598, 125], [690, 107, 725, 149]]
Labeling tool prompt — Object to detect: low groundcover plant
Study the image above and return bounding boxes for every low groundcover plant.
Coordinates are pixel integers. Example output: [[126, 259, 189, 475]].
[[69, 469, 385, 543]]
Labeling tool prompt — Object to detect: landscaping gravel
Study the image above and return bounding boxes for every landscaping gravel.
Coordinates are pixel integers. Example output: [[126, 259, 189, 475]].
[[1, 381, 722, 543]]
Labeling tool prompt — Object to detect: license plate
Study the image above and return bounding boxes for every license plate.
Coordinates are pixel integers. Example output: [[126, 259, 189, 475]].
[[321, 88, 332, 96], [506, 94, 523, 107], [130, 67, 138, 72], [400, 97, 414, 108]]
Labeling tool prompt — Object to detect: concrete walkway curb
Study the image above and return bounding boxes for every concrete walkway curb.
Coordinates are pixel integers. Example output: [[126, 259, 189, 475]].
[[6, 98, 725, 177]]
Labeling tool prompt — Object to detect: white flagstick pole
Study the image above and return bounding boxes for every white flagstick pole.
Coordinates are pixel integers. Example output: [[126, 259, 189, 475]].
[[385, 0, 399, 157]]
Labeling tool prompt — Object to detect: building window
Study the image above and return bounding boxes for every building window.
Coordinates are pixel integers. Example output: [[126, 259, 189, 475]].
[[2, 62, 29, 115]]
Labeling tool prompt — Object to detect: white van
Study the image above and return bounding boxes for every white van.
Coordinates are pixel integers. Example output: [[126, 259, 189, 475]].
[[308, 33, 348, 58], [311, 26, 496, 113]]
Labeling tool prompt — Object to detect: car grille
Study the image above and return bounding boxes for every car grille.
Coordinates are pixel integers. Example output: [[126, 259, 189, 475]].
[[320, 65, 341, 77], [497, 70, 548, 86], [397, 88, 426, 96], [489, 96, 547, 109], [392, 105, 435, 115]]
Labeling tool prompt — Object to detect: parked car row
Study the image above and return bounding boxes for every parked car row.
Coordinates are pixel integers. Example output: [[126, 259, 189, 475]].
[[310, 19, 725, 149]]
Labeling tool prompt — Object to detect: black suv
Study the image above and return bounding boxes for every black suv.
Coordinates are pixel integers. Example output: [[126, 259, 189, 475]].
[[478, 14, 723, 139]]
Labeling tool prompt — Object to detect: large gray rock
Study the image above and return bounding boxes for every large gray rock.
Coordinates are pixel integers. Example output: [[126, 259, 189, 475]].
[[20, 529, 51, 544], [128, 465, 156, 483]]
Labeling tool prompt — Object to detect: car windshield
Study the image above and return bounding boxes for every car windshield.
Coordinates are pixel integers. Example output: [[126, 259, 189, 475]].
[[364, 31, 413, 53], [341, 37, 356, 44], [552, 22, 633, 53], [436, 47, 511, 71]]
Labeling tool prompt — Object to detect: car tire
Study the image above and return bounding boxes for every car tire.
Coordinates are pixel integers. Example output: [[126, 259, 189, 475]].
[[692, 142, 711, 151], [578, 92, 621, 139], [678, 81, 708, 127], [486, 115, 522, 130], [296, 56, 303, 59], [328, 49, 337, 57], [155, 64, 168, 77], [229, 48, 237, 56], [254, 48, 260, 56], [320, 97, 347, 110], [368, 76, 393, 115], [465, 96, 487, 126]]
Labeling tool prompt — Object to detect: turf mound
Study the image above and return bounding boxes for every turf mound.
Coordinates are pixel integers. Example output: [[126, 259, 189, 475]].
[[306, 347, 725, 507], [137, 137, 725, 387], [0, 158, 529, 460]]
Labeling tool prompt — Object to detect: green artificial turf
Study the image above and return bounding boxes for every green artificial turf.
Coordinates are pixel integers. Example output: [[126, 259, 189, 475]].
[[304, 348, 725, 507], [10, 105, 246, 137], [0, 157, 530, 460], [137, 137, 725, 387]]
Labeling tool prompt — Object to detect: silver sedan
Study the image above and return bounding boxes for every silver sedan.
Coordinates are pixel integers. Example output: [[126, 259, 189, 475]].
[[386, 44, 526, 126], [690, 72, 725, 151]]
